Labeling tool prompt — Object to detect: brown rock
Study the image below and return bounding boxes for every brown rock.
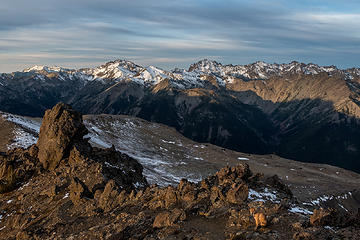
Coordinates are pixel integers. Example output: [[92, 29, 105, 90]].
[[16, 231, 31, 240], [164, 186, 178, 209], [0, 160, 15, 193], [92, 146, 148, 192], [116, 190, 128, 205], [153, 209, 186, 228], [265, 175, 293, 197], [310, 208, 333, 226], [292, 222, 303, 231], [293, 231, 313, 240], [226, 183, 249, 204], [210, 185, 225, 204], [36, 103, 88, 170], [216, 163, 251, 184], [0, 148, 38, 193], [27, 145, 39, 158], [178, 179, 195, 193], [99, 180, 119, 211], [69, 177, 93, 205], [40, 185, 58, 198]]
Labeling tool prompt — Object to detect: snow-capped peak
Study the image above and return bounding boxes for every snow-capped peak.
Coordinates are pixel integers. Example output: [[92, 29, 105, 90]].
[[189, 59, 222, 73], [82, 59, 143, 80], [5, 59, 357, 90], [188, 60, 344, 80], [140, 66, 169, 82], [23, 65, 68, 73], [23, 65, 47, 72]]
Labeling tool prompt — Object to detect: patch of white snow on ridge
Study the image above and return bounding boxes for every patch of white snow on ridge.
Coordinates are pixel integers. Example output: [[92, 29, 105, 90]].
[[311, 195, 332, 205], [162, 139, 176, 144], [140, 66, 169, 84], [7, 129, 38, 150], [2, 113, 40, 132], [86, 134, 112, 148], [2, 113, 41, 149], [23, 65, 67, 73], [23, 65, 47, 72], [238, 157, 249, 161], [289, 206, 313, 215], [105, 161, 121, 170], [248, 188, 279, 203]]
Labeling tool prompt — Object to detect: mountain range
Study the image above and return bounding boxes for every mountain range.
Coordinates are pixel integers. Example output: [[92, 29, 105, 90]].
[[1, 59, 360, 173]]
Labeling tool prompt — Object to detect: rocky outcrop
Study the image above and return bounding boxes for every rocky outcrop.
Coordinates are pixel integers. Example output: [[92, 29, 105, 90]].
[[153, 209, 186, 228], [36, 102, 88, 170], [0, 146, 39, 193], [0, 103, 148, 196], [310, 208, 334, 226]]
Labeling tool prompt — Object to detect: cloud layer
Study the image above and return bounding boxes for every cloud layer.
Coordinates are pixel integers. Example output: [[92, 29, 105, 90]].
[[0, 0, 359, 72]]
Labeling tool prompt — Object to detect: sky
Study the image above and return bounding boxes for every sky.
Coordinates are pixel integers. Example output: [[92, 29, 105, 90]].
[[0, 0, 359, 72]]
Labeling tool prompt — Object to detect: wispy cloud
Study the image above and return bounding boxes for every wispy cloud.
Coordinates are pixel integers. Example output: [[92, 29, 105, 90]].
[[0, 0, 359, 72]]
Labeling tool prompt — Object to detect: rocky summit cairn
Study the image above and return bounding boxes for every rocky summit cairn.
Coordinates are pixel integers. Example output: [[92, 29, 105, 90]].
[[36, 102, 88, 170]]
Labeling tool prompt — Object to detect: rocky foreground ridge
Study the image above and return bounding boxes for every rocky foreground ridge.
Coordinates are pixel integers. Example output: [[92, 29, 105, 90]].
[[0, 103, 359, 239]]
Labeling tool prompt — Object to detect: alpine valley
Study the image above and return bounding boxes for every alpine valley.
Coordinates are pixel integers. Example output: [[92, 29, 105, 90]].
[[1, 59, 360, 173]]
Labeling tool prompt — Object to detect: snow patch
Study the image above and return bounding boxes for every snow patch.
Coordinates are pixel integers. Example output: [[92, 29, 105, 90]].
[[105, 161, 121, 170], [87, 134, 112, 148], [338, 203, 348, 212], [324, 226, 335, 232], [311, 195, 332, 205], [162, 139, 176, 144], [289, 206, 313, 215], [2, 113, 40, 132], [62, 193, 69, 199], [7, 129, 38, 150], [248, 188, 279, 203], [1, 112, 40, 149]]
